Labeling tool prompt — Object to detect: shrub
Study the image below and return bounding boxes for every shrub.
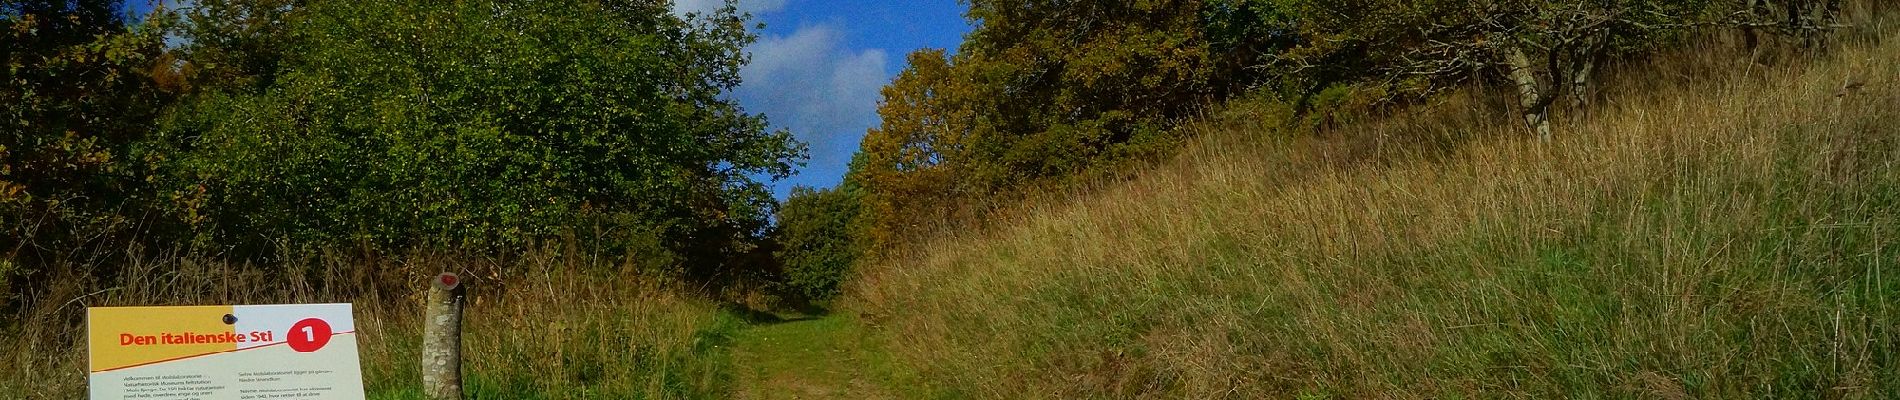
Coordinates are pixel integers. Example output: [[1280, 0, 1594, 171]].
[[773, 185, 866, 302]]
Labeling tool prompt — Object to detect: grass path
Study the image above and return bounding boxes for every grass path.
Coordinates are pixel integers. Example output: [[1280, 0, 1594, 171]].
[[729, 314, 907, 399]]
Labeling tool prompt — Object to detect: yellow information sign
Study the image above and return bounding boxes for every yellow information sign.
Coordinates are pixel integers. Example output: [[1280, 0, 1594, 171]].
[[87, 304, 366, 399]]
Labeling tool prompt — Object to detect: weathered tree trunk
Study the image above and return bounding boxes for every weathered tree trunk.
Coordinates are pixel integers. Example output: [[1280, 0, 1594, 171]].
[[1787, 0, 1808, 33], [1820, 0, 1844, 48], [422, 273, 465, 400], [1501, 45, 1554, 141], [1787, 0, 1825, 46], [1570, 36, 1603, 112], [1744, 0, 1771, 50], [1570, 59, 1595, 108]]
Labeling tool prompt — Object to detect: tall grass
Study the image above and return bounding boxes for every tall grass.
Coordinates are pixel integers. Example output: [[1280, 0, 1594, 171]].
[[853, 6, 1900, 398], [0, 247, 741, 399]]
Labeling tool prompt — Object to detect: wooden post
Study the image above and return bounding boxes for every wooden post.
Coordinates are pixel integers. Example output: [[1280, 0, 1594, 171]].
[[422, 272, 465, 400]]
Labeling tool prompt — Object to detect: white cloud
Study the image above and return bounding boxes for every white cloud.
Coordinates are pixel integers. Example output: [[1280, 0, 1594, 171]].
[[670, 0, 787, 18], [736, 24, 891, 191]]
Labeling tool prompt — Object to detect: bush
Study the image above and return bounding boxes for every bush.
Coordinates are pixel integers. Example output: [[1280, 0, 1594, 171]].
[[773, 185, 865, 302]]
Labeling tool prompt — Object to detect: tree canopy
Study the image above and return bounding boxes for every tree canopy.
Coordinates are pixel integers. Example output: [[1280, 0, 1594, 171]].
[[154, 0, 801, 260], [847, 1, 1299, 254], [3, 0, 1855, 301], [3, 0, 805, 284], [2, 0, 173, 260], [772, 184, 864, 302]]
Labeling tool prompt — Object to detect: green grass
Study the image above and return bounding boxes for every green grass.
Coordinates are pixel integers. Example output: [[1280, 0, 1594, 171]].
[[360, 306, 744, 400], [729, 313, 921, 399]]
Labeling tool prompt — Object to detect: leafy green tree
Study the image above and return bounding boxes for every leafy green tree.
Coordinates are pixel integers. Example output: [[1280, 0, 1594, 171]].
[[772, 184, 865, 302], [151, 0, 803, 278], [958, 0, 1229, 184], [170, 0, 300, 93]]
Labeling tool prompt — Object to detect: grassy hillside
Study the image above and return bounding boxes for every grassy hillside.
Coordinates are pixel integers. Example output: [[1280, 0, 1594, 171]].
[[852, 11, 1900, 399]]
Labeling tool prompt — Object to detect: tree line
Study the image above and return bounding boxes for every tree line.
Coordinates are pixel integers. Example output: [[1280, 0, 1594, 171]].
[[2, 0, 802, 302], [2, 0, 1862, 305], [773, 0, 1857, 302]]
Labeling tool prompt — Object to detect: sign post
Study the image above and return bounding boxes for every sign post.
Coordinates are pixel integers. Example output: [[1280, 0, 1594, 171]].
[[421, 272, 465, 400], [87, 303, 367, 399]]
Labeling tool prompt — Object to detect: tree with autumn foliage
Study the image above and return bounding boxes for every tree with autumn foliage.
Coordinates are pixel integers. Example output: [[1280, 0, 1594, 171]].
[[849, 0, 1309, 255], [1, 0, 175, 262]]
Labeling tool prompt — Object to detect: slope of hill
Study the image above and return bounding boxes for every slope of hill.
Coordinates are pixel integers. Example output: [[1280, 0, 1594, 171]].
[[851, 16, 1900, 399]]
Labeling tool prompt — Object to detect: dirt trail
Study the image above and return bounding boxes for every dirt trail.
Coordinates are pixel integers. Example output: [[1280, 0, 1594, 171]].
[[730, 315, 902, 399]]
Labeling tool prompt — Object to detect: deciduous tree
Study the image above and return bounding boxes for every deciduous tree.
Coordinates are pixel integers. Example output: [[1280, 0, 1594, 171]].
[[772, 184, 865, 302], [2, 0, 173, 260], [151, 0, 803, 275]]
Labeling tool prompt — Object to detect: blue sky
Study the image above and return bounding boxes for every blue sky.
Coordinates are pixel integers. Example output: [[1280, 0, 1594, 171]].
[[672, 0, 972, 198]]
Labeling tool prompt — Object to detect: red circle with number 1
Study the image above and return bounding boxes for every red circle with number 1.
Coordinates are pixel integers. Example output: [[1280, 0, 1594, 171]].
[[288, 318, 333, 353]]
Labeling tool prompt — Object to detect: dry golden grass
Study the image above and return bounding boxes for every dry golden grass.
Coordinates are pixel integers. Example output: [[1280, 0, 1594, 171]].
[[0, 247, 740, 399], [853, 5, 1900, 398]]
